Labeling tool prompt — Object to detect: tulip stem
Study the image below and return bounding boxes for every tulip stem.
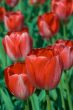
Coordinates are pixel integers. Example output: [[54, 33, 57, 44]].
[[64, 71, 73, 110], [63, 22, 67, 39], [24, 99, 29, 110], [63, 20, 73, 110], [46, 91, 51, 110], [59, 81, 66, 110]]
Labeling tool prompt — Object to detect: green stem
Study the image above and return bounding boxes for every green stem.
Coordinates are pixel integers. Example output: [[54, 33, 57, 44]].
[[59, 82, 66, 110], [64, 72, 73, 110], [24, 99, 29, 110], [46, 91, 51, 110], [63, 23, 67, 39], [63, 21, 73, 110]]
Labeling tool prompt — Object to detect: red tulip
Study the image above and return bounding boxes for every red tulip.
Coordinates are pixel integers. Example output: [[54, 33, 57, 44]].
[[29, 0, 45, 5], [4, 62, 35, 99], [0, 7, 6, 22], [51, 0, 73, 20], [2, 28, 32, 61], [25, 48, 62, 89], [72, 2, 73, 14], [6, 0, 19, 7], [38, 12, 59, 39], [4, 11, 24, 32], [52, 40, 73, 69]]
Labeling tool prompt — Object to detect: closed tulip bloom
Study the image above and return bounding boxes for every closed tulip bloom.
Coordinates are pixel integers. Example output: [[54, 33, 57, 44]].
[[6, 0, 19, 7], [0, 7, 6, 22], [29, 0, 45, 5], [25, 48, 62, 89], [51, 0, 73, 20], [72, 2, 73, 14], [2, 28, 32, 61], [53, 40, 73, 69], [38, 12, 59, 39], [4, 11, 24, 32], [4, 62, 35, 99]]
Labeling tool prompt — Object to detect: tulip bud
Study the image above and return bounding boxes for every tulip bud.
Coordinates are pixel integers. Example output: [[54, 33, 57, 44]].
[[54, 40, 73, 69], [38, 12, 59, 39], [51, 0, 73, 20], [2, 28, 33, 61], [0, 7, 6, 22], [6, 0, 19, 7], [4, 11, 24, 32]]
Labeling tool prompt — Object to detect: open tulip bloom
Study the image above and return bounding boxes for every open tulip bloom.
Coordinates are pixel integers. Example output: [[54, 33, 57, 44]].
[[25, 48, 63, 89], [4, 62, 35, 99]]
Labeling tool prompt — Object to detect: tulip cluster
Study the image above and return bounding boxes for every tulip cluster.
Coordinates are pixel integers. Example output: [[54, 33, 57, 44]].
[[3, 38, 73, 99], [38, 0, 73, 39], [0, 0, 73, 101]]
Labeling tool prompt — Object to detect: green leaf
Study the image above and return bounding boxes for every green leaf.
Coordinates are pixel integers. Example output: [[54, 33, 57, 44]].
[[49, 90, 57, 101], [30, 94, 40, 110], [0, 38, 7, 69], [38, 90, 46, 102], [0, 88, 14, 110]]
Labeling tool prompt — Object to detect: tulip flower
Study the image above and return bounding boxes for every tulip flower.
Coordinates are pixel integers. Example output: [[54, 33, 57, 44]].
[[4, 62, 35, 99], [4, 11, 24, 32], [25, 48, 62, 89], [6, 0, 19, 7], [38, 12, 59, 39], [52, 40, 73, 69], [29, 0, 45, 5], [2, 28, 33, 61], [0, 7, 6, 22], [51, 0, 73, 20]]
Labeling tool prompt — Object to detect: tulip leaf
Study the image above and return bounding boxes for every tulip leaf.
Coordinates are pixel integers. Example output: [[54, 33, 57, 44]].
[[49, 89, 58, 101], [30, 94, 40, 110], [0, 38, 7, 69], [38, 90, 46, 102], [0, 88, 14, 110]]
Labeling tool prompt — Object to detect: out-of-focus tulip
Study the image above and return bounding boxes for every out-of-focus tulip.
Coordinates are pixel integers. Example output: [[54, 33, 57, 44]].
[[72, 2, 73, 14], [51, 0, 73, 20], [0, 7, 6, 22], [38, 12, 59, 39], [2, 28, 33, 61], [0, 0, 2, 2], [4, 11, 24, 32], [29, 0, 45, 5], [4, 62, 35, 99], [52, 40, 73, 70], [6, 0, 19, 7], [25, 48, 62, 89]]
